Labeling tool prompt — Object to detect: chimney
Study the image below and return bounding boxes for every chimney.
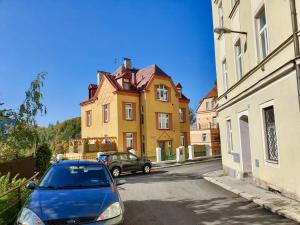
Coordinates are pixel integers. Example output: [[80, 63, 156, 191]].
[[97, 71, 102, 85], [123, 58, 132, 69]]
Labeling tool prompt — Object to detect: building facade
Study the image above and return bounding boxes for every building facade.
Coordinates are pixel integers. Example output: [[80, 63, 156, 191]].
[[190, 86, 221, 156], [80, 59, 190, 161], [212, 0, 300, 200]]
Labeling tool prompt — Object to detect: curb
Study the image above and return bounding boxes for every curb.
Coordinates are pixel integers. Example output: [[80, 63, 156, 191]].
[[152, 157, 221, 170], [203, 176, 300, 223]]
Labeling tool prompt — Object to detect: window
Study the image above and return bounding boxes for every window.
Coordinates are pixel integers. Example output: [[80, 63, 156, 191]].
[[125, 133, 134, 149], [158, 113, 170, 129], [222, 59, 229, 91], [156, 85, 168, 101], [180, 133, 185, 147], [257, 7, 269, 60], [202, 133, 207, 142], [128, 153, 137, 160], [86, 111, 92, 127], [142, 135, 145, 155], [103, 104, 109, 123], [119, 154, 128, 160], [123, 78, 131, 90], [125, 103, 133, 120], [177, 88, 182, 98], [206, 101, 211, 110], [179, 108, 185, 122], [235, 39, 243, 79], [226, 119, 233, 152], [141, 105, 144, 124], [263, 106, 278, 162], [218, 1, 224, 28]]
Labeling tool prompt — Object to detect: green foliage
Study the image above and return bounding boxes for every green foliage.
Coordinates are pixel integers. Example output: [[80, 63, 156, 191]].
[[0, 172, 26, 193], [0, 72, 47, 160], [36, 144, 52, 175], [189, 107, 196, 125], [38, 117, 81, 154]]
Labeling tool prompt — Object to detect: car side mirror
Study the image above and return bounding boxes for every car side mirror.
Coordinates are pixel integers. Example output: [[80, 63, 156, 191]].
[[116, 179, 126, 186], [26, 181, 36, 190]]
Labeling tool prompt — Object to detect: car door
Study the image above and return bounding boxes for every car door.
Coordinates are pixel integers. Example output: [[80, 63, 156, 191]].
[[127, 153, 140, 171], [119, 153, 131, 172]]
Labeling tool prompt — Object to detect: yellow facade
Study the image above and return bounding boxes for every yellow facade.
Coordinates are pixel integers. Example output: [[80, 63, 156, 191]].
[[80, 63, 190, 161]]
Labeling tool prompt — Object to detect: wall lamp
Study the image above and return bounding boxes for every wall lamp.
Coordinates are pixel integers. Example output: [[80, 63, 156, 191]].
[[214, 27, 247, 35]]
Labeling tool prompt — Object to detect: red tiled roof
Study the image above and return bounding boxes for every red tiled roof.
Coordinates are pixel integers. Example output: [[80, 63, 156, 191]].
[[204, 86, 218, 99], [81, 63, 189, 105]]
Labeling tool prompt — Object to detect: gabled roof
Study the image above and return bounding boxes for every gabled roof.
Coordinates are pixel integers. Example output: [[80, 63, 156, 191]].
[[81, 63, 189, 106], [136, 64, 170, 89], [196, 85, 218, 112]]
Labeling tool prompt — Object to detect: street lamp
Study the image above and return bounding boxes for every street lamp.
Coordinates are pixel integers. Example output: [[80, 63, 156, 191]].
[[214, 27, 247, 35]]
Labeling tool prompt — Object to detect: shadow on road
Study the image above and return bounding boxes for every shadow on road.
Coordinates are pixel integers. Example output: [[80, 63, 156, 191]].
[[123, 198, 297, 225]]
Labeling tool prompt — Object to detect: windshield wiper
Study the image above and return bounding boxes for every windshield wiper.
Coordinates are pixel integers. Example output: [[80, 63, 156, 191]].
[[39, 185, 61, 189]]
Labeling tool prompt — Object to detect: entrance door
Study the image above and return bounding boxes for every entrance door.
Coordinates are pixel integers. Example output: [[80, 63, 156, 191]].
[[158, 141, 166, 161], [239, 115, 252, 174]]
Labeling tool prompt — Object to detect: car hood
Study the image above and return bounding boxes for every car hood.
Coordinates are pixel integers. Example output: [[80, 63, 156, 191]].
[[24, 187, 120, 221]]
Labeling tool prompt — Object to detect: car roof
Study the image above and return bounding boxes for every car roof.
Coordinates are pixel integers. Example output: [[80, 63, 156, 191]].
[[54, 160, 103, 166]]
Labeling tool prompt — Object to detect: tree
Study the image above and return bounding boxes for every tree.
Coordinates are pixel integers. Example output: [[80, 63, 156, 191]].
[[36, 144, 52, 175], [189, 107, 196, 125], [0, 72, 47, 160]]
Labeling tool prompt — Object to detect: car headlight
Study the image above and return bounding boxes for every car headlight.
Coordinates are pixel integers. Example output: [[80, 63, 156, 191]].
[[97, 202, 122, 221], [17, 208, 44, 225]]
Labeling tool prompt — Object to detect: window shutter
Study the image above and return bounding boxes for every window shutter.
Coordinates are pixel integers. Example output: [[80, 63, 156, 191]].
[[132, 103, 136, 121], [155, 113, 159, 129], [167, 86, 171, 102], [122, 102, 126, 120], [154, 85, 159, 100], [107, 104, 110, 122], [169, 113, 172, 130], [133, 132, 137, 150]]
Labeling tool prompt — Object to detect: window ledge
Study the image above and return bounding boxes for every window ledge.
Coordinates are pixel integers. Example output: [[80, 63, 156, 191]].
[[229, 0, 240, 19]]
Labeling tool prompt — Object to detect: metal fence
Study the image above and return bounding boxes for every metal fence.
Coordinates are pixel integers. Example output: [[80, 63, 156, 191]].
[[0, 172, 39, 225]]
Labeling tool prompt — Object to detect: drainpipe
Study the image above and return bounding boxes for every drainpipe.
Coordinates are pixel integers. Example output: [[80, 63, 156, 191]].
[[290, 0, 300, 107]]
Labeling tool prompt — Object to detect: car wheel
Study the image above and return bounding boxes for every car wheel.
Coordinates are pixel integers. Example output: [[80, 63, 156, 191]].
[[111, 167, 121, 178], [143, 164, 151, 174]]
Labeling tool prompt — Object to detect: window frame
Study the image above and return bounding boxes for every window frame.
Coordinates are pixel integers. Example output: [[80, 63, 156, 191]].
[[256, 6, 269, 61], [234, 38, 243, 80], [226, 118, 234, 153], [86, 110, 92, 127], [222, 59, 229, 92], [123, 78, 131, 90], [202, 133, 207, 142], [103, 104, 109, 123], [157, 113, 171, 130], [125, 132, 134, 149], [156, 84, 169, 102], [179, 108, 185, 123], [180, 133, 185, 147], [125, 103, 133, 120], [260, 101, 280, 166]]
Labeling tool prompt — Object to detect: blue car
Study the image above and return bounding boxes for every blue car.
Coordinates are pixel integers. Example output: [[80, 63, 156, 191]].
[[16, 160, 125, 225]]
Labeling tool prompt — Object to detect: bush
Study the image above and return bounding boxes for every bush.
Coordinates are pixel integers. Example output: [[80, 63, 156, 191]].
[[36, 144, 52, 175]]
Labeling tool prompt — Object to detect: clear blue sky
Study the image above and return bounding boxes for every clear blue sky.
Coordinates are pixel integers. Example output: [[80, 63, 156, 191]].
[[0, 0, 216, 126]]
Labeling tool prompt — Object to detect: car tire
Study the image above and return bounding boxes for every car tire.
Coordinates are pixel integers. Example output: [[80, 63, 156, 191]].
[[111, 167, 121, 178], [143, 164, 151, 174]]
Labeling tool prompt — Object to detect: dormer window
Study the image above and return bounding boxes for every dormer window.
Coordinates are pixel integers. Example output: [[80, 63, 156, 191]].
[[156, 85, 169, 101], [123, 78, 131, 90], [177, 88, 182, 98]]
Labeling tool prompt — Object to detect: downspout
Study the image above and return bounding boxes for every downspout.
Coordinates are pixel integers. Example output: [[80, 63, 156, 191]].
[[290, 0, 300, 107]]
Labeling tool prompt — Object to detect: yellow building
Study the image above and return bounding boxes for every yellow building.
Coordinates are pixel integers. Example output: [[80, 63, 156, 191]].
[[80, 59, 190, 161], [212, 0, 300, 200], [190, 86, 221, 156]]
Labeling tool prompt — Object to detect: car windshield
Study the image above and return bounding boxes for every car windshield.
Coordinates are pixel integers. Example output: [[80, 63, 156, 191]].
[[99, 155, 109, 161], [39, 164, 112, 189]]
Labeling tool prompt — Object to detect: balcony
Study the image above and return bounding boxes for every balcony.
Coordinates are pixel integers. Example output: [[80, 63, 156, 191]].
[[190, 123, 219, 131]]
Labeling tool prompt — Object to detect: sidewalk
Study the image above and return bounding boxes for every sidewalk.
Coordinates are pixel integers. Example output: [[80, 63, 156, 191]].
[[203, 170, 300, 223], [152, 155, 221, 169]]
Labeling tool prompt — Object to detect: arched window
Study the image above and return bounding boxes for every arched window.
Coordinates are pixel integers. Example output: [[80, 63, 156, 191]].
[[156, 85, 168, 101]]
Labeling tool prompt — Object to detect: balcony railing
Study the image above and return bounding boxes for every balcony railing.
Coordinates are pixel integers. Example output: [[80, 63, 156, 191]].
[[69, 137, 117, 153], [191, 123, 219, 131]]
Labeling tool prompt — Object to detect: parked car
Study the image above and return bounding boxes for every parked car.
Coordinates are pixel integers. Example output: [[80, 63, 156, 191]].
[[16, 160, 125, 225], [98, 152, 152, 178]]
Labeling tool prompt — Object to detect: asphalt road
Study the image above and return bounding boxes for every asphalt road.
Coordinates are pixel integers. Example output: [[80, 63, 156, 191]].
[[118, 160, 297, 225]]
